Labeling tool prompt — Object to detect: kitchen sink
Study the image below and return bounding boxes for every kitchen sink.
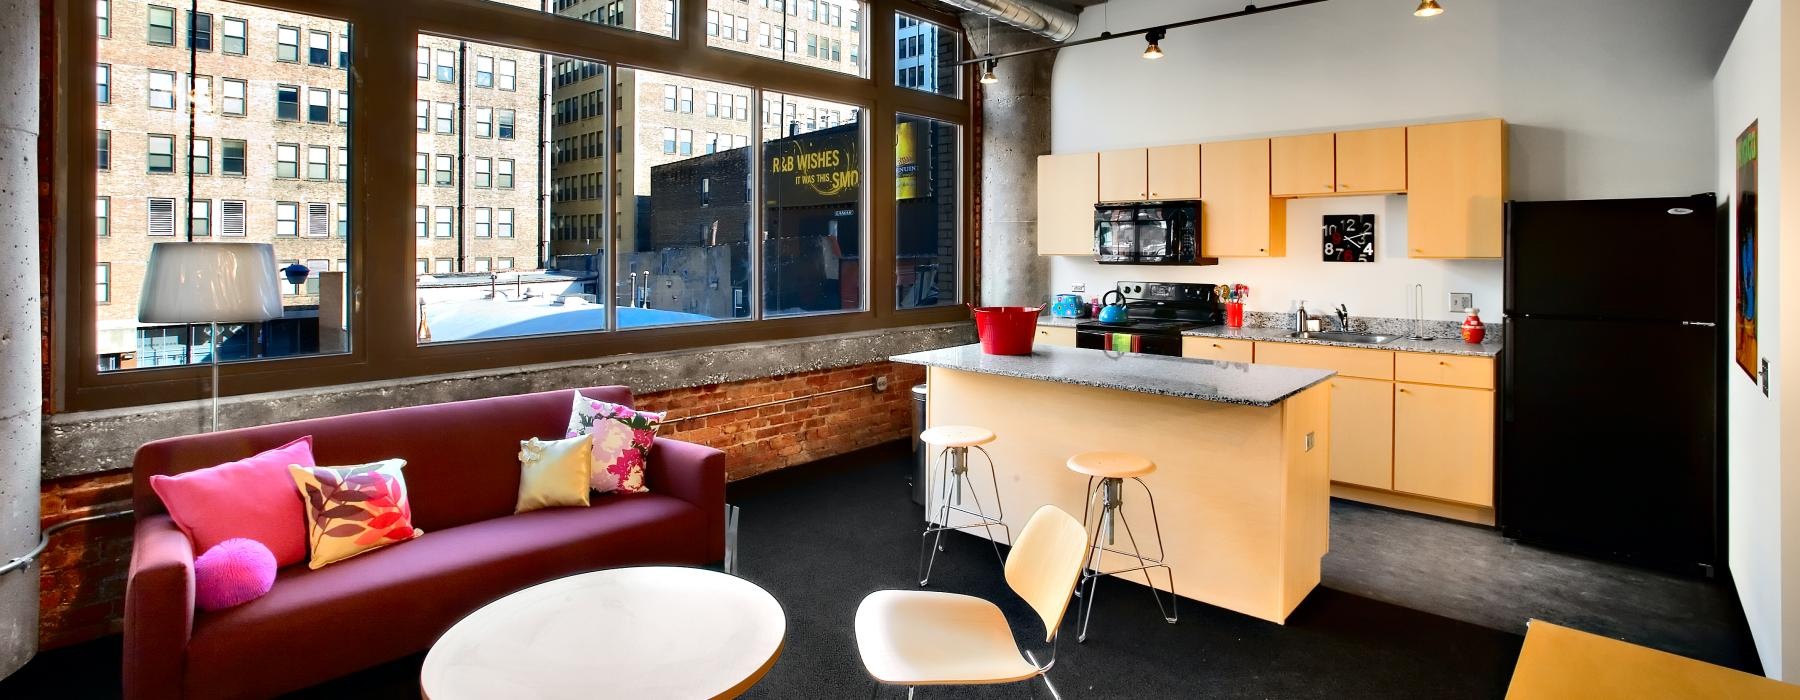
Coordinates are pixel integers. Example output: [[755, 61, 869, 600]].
[[1288, 331, 1398, 344]]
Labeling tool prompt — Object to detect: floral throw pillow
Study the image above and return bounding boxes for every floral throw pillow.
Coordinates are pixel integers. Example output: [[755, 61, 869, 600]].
[[566, 393, 666, 494], [288, 459, 423, 569]]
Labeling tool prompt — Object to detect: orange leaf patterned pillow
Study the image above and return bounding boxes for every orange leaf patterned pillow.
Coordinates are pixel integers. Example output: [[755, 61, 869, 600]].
[[288, 459, 423, 570]]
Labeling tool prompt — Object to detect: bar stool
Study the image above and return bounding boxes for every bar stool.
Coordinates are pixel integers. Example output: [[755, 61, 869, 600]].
[[918, 425, 1010, 586], [1067, 451, 1178, 642]]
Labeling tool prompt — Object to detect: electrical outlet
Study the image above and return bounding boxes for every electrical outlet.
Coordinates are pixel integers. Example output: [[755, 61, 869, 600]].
[[1448, 292, 1473, 312], [1070, 283, 1087, 293]]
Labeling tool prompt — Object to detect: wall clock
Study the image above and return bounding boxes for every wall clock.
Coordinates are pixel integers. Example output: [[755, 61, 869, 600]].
[[1323, 214, 1375, 262]]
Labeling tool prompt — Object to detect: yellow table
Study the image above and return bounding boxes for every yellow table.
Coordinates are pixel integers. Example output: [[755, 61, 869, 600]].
[[1507, 620, 1800, 699]]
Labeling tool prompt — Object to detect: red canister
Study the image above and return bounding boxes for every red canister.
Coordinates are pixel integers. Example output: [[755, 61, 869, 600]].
[[1460, 308, 1486, 344]]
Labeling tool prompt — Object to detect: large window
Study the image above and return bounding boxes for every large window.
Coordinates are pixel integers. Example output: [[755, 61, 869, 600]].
[[614, 69, 753, 328], [93, 0, 351, 371], [761, 92, 865, 317], [708, 0, 867, 78], [69, 0, 966, 407]]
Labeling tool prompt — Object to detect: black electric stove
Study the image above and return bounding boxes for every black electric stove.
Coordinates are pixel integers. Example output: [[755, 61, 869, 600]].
[[1075, 282, 1224, 356]]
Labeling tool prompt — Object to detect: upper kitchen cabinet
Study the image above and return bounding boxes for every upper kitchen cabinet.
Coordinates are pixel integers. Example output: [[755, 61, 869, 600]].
[[1098, 148, 1150, 202], [1334, 127, 1407, 194], [1271, 133, 1336, 197], [1146, 144, 1202, 200], [1201, 139, 1286, 257], [1037, 152, 1100, 256], [1407, 119, 1507, 258]]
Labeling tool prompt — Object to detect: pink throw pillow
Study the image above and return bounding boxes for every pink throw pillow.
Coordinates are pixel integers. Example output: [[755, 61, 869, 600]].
[[194, 538, 277, 612], [566, 393, 665, 494], [149, 436, 315, 567]]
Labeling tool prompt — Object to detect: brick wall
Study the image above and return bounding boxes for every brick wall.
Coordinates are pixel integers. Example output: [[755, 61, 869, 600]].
[[33, 360, 924, 648]]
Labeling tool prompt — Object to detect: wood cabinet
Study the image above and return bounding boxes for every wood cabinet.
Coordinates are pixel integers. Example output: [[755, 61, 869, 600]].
[[1181, 337, 1254, 363], [1200, 139, 1286, 257], [1253, 340, 1495, 520], [1253, 342, 1393, 380], [1326, 377, 1395, 490], [1146, 144, 1201, 200], [1393, 382, 1495, 506], [1098, 148, 1149, 202], [1406, 119, 1506, 258], [1395, 352, 1495, 390], [1271, 133, 1336, 197], [1036, 153, 1099, 256], [1334, 127, 1407, 193], [1035, 325, 1077, 348]]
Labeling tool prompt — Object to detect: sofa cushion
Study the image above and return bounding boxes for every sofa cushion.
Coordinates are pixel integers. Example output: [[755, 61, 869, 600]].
[[149, 436, 316, 568], [182, 492, 709, 700], [515, 435, 593, 513], [568, 393, 665, 494], [290, 460, 423, 569]]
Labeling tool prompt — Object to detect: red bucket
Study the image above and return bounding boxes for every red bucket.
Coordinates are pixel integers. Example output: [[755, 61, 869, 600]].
[[969, 305, 1043, 355]]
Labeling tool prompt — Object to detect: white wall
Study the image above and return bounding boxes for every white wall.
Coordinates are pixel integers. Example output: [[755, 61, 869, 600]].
[[1716, 0, 1786, 678], [1046, 0, 1745, 320]]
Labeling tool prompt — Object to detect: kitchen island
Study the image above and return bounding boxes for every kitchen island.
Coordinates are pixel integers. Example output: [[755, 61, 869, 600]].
[[892, 344, 1335, 624]]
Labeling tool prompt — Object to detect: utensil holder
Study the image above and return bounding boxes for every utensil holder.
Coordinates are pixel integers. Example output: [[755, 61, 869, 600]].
[[1226, 302, 1245, 328]]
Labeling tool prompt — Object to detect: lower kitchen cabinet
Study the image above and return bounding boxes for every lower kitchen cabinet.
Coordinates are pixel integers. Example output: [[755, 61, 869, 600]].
[[1327, 377, 1394, 490], [1036, 325, 1077, 348], [1393, 381, 1495, 506], [1181, 337, 1254, 363]]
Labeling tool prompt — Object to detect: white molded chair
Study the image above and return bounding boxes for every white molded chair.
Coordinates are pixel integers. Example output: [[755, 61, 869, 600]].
[[855, 505, 1089, 698]]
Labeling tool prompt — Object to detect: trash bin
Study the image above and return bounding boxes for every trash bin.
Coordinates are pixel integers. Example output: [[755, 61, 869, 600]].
[[911, 383, 928, 505]]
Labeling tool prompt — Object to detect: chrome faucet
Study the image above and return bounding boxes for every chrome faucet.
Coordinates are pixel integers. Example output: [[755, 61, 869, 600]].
[[1334, 304, 1350, 332]]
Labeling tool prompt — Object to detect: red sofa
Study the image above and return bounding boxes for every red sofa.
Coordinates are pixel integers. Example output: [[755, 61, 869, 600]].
[[122, 386, 725, 700]]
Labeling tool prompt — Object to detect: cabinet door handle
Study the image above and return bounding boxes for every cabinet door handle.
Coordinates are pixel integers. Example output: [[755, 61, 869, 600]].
[[1397, 388, 1409, 394], [1438, 361, 1448, 366]]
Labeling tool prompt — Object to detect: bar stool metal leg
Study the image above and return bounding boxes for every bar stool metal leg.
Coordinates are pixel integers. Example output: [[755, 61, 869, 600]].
[[1074, 475, 1178, 642], [917, 443, 1011, 587]]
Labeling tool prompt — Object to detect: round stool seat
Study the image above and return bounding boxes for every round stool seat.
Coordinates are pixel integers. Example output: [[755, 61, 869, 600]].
[[1066, 451, 1156, 479], [920, 425, 996, 448]]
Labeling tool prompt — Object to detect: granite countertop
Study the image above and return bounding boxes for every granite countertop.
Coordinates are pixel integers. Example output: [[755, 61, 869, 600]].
[[1181, 325, 1503, 357], [891, 343, 1334, 407]]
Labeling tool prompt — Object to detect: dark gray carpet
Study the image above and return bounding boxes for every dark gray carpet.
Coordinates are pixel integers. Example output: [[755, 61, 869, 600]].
[[3, 440, 1757, 698], [1323, 499, 1759, 673]]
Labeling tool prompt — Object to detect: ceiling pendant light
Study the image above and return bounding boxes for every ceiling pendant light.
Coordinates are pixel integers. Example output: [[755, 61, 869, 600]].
[[1142, 28, 1166, 60], [980, 57, 999, 84], [1414, 0, 1444, 17]]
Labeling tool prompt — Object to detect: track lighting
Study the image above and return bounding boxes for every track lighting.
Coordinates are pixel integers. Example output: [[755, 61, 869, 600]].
[[979, 57, 999, 84], [1414, 0, 1443, 17], [1142, 28, 1166, 60]]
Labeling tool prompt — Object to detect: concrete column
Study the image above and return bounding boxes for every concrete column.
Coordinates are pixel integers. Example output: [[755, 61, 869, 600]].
[[0, 0, 41, 680], [958, 19, 1057, 307]]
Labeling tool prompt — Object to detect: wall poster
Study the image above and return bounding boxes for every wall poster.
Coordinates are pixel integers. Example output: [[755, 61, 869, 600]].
[[1735, 121, 1759, 383]]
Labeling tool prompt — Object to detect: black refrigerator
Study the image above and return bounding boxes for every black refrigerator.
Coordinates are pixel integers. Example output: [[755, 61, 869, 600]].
[[1501, 194, 1724, 577]]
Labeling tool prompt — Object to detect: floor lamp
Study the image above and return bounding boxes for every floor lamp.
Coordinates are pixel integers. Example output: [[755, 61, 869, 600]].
[[138, 242, 283, 432]]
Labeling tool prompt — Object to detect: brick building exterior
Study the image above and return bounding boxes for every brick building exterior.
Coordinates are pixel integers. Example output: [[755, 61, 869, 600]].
[[94, 0, 542, 367]]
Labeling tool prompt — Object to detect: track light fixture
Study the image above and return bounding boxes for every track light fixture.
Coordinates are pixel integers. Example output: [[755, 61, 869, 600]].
[[1414, 0, 1443, 17], [980, 57, 999, 84], [1142, 28, 1166, 60]]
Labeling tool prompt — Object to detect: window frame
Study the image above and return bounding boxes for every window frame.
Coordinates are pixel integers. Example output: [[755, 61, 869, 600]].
[[57, 0, 973, 411]]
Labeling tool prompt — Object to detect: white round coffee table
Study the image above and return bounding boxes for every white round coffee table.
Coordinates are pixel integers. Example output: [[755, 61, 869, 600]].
[[421, 566, 786, 699]]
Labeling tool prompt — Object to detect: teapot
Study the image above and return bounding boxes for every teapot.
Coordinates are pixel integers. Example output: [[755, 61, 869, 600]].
[[1097, 290, 1129, 324]]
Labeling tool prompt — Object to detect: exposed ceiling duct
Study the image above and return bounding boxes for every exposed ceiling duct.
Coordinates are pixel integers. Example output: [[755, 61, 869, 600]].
[[938, 0, 1080, 42]]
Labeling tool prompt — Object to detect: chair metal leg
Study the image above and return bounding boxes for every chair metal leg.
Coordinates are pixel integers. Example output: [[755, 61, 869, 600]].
[[723, 504, 741, 575], [918, 448, 954, 586], [918, 442, 1010, 585], [959, 467, 1009, 570], [1076, 495, 1107, 643], [1073, 477, 1100, 599], [1076, 476, 1179, 639]]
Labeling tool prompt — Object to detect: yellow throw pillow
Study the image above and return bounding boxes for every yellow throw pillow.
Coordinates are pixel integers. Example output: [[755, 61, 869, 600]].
[[289, 459, 423, 570], [516, 435, 593, 514]]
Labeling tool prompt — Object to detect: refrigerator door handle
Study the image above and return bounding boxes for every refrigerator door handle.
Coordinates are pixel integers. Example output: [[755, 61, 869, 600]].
[[1502, 334, 1515, 422], [1682, 321, 1717, 327]]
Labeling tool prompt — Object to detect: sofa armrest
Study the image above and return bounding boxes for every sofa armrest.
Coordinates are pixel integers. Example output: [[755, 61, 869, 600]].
[[124, 515, 194, 700], [646, 437, 726, 561]]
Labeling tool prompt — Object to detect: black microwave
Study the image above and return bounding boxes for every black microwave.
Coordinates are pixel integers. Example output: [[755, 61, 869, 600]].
[[1094, 200, 1216, 265]]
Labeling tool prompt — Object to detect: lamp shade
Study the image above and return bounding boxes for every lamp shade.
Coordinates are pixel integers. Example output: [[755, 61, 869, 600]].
[[138, 242, 284, 324]]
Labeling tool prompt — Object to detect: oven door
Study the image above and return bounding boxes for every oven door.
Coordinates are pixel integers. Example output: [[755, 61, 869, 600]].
[[1075, 330, 1182, 356]]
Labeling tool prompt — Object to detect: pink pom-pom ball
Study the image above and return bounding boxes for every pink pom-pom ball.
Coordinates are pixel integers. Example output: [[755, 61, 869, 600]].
[[194, 538, 277, 612]]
